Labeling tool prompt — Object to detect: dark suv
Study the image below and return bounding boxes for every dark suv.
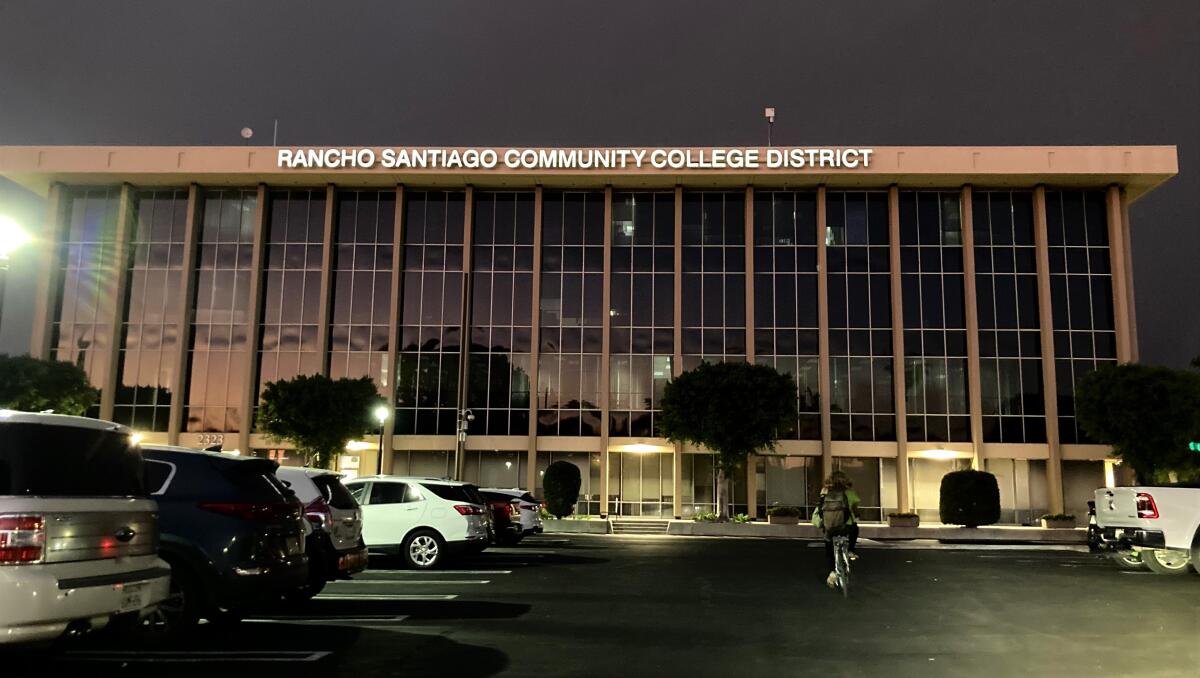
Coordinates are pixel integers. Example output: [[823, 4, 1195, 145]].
[[142, 446, 308, 630]]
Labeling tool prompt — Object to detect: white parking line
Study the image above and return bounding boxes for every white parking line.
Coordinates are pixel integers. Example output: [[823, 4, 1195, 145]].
[[243, 615, 409, 624], [61, 650, 332, 663], [314, 593, 458, 601], [486, 548, 557, 555], [363, 569, 512, 575], [329, 579, 490, 585]]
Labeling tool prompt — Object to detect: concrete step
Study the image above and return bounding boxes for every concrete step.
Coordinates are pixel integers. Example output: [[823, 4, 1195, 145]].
[[612, 520, 670, 535]]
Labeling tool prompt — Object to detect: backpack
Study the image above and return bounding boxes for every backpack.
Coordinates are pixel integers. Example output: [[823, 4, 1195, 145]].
[[822, 489, 849, 535]]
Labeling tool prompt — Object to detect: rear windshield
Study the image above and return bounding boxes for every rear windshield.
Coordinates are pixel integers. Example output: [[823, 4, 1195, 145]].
[[220, 461, 290, 501], [0, 422, 145, 497], [314, 475, 358, 510], [424, 483, 481, 503]]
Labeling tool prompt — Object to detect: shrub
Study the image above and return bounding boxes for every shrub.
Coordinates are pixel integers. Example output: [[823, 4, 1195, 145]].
[[766, 505, 802, 517], [938, 470, 1001, 527], [732, 513, 751, 524], [693, 511, 719, 522], [1040, 513, 1076, 521], [887, 512, 919, 519], [542, 461, 582, 519]]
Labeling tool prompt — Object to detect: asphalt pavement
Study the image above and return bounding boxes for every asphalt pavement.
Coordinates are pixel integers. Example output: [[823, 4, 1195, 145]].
[[32, 534, 1200, 677]]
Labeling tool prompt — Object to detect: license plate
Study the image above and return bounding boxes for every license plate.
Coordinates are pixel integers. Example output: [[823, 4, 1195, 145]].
[[286, 535, 303, 555], [117, 583, 145, 613]]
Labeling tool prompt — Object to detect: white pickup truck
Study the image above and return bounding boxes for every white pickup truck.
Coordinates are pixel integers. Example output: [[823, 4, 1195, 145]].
[[1094, 486, 1200, 575]]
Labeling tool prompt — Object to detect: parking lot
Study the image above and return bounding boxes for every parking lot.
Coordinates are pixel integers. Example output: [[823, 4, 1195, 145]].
[[35, 533, 1200, 677]]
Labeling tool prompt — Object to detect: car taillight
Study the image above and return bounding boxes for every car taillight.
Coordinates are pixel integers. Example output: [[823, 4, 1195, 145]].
[[521, 503, 537, 512], [453, 505, 482, 516], [199, 502, 298, 522], [1135, 492, 1159, 519], [507, 503, 520, 517], [304, 497, 333, 528], [0, 514, 45, 565]]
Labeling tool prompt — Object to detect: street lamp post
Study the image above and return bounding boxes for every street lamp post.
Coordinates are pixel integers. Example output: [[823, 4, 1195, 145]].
[[373, 405, 389, 475], [0, 215, 32, 334], [455, 408, 474, 480]]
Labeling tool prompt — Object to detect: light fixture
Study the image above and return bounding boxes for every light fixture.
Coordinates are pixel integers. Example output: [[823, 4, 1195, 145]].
[[0, 215, 31, 259], [129, 432, 145, 445], [345, 440, 374, 452], [914, 448, 965, 460], [373, 405, 389, 425]]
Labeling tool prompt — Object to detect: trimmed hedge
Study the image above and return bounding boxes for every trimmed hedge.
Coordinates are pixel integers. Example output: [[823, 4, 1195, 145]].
[[938, 470, 1000, 527], [766, 505, 802, 517], [543, 460, 582, 519]]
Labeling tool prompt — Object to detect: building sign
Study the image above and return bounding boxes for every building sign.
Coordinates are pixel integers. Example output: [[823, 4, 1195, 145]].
[[276, 147, 874, 171]]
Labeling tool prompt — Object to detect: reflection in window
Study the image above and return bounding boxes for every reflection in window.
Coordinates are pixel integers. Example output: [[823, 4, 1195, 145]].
[[973, 190, 1046, 443], [329, 190, 395, 392], [899, 191, 970, 443], [467, 192, 534, 435], [51, 188, 122, 416], [115, 189, 188, 431], [186, 189, 258, 432], [1046, 190, 1115, 444], [609, 191, 674, 437], [754, 191, 820, 439], [826, 191, 894, 441], [396, 191, 466, 435], [681, 191, 745, 369], [537, 191, 604, 436]]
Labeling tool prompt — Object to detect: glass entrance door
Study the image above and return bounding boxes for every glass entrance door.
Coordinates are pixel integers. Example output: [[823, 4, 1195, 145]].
[[609, 452, 674, 516]]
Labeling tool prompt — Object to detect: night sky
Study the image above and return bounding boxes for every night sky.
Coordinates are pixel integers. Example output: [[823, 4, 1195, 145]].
[[0, 1, 1196, 366]]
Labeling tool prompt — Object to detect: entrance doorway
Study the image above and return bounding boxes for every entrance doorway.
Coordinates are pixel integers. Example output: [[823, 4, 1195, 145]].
[[609, 452, 674, 517]]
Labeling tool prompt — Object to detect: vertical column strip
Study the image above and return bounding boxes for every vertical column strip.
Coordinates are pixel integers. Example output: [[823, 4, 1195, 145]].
[[238, 183, 269, 455], [960, 186, 985, 469], [30, 183, 65, 359], [526, 186, 543, 493], [315, 184, 336, 374], [1106, 186, 1132, 363], [168, 184, 202, 445], [599, 186, 614, 516], [1119, 190, 1138, 361], [887, 186, 911, 513], [99, 183, 137, 422], [454, 186, 475, 479], [743, 186, 757, 518], [672, 186, 684, 519], [1033, 186, 1064, 514], [816, 186, 832, 479], [383, 185, 405, 474]]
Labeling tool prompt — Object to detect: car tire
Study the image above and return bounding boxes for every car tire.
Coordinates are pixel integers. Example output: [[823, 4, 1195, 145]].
[[402, 529, 444, 569], [285, 578, 327, 603], [1108, 550, 1148, 571], [1191, 529, 1200, 574], [140, 560, 203, 640], [1141, 548, 1192, 575]]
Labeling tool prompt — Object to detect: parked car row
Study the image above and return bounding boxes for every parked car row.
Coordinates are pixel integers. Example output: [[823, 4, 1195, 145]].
[[0, 410, 545, 647]]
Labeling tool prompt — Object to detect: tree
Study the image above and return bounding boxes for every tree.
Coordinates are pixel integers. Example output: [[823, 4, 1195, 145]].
[[257, 374, 382, 470], [543, 460, 582, 519], [1076, 363, 1200, 484], [658, 361, 798, 520], [939, 470, 1001, 527], [0, 354, 98, 415]]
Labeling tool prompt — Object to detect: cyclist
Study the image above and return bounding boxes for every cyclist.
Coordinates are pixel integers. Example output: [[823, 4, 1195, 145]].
[[814, 470, 860, 589]]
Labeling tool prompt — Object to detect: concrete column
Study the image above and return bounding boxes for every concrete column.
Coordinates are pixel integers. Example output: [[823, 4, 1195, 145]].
[[672, 186, 684, 519], [30, 183, 65, 360], [1106, 186, 1133, 364], [238, 184, 269, 456], [99, 184, 138, 422], [454, 186, 475, 480], [744, 186, 757, 518], [526, 186, 543, 493], [599, 186, 614, 517], [960, 186, 985, 468], [168, 184, 202, 445], [315, 185, 336, 374], [816, 186, 833, 480], [1033, 186, 1064, 514], [1119, 191, 1138, 361], [887, 186, 911, 513], [383, 185, 405, 474]]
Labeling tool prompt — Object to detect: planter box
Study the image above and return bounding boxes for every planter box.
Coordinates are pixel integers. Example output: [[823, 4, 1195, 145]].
[[887, 515, 920, 528], [768, 514, 799, 525], [1040, 518, 1076, 529], [543, 518, 612, 534]]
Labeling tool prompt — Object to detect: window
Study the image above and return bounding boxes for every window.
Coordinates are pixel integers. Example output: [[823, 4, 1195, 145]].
[[681, 191, 745, 368], [370, 482, 409, 505], [347, 483, 368, 503], [143, 460, 175, 495]]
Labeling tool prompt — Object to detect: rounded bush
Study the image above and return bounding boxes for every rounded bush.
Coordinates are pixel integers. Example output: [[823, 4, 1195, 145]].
[[938, 470, 1001, 527], [766, 505, 802, 517], [543, 460, 582, 519]]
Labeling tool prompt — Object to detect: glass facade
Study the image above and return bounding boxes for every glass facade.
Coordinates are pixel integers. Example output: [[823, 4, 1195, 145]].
[[114, 190, 188, 431], [681, 191, 745, 369], [899, 191, 970, 443], [537, 191, 604, 436], [609, 191, 675, 437], [329, 190, 395, 391], [973, 190, 1046, 443], [396, 190, 466, 435], [826, 191, 894, 441], [467, 191, 535, 436], [753, 191, 820, 439], [185, 189, 258, 432], [1046, 190, 1116, 444]]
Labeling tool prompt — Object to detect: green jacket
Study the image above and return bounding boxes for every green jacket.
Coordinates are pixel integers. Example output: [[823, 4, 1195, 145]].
[[813, 487, 861, 529]]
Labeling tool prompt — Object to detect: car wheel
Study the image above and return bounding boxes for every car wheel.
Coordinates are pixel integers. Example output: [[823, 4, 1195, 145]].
[[403, 530, 444, 569], [1142, 548, 1192, 575], [1191, 529, 1200, 574], [284, 578, 327, 603], [1108, 550, 1148, 571], [140, 561, 202, 639]]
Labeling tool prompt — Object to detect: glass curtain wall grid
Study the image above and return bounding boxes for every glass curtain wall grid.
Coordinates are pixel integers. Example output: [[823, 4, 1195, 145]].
[[972, 190, 1047, 443], [609, 191, 675, 437], [396, 190, 466, 435], [680, 191, 746, 370], [467, 191, 535, 436], [898, 191, 970, 443], [753, 190, 820, 439], [114, 189, 189, 431], [329, 190, 396, 392], [537, 191, 605, 436], [1045, 190, 1116, 444], [825, 191, 895, 441]]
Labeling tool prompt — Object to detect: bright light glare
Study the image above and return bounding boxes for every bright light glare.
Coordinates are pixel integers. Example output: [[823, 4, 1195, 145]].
[[345, 440, 374, 452], [0, 215, 31, 258], [373, 405, 389, 424], [914, 448, 963, 460], [129, 433, 144, 445]]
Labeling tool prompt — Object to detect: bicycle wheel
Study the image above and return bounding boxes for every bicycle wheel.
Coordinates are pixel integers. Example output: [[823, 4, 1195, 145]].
[[835, 538, 851, 598]]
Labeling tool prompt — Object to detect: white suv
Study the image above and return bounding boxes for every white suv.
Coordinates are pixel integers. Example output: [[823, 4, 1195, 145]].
[[0, 411, 171, 645], [343, 476, 489, 569], [481, 488, 544, 539]]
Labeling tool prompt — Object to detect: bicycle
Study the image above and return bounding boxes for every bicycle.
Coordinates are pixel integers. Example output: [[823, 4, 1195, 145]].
[[831, 534, 852, 597]]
